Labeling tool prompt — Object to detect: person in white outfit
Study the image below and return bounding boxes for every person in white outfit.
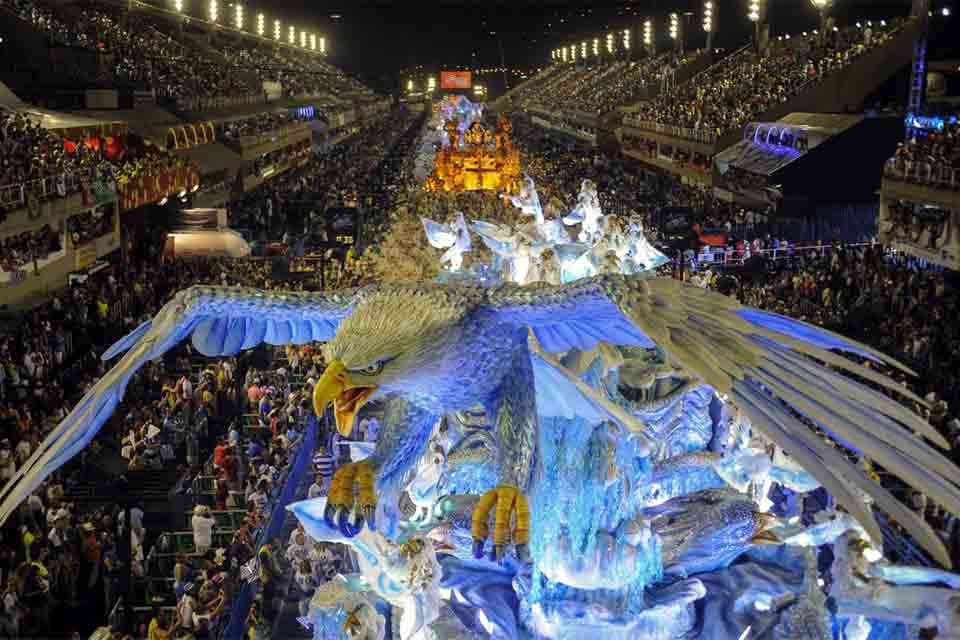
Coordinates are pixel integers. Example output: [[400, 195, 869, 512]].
[[191, 505, 216, 554]]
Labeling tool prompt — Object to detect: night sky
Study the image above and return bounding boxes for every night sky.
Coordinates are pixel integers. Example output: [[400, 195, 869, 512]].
[[262, 0, 952, 91]]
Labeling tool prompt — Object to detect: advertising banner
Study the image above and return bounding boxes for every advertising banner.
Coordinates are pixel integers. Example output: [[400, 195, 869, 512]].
[[441, 71, 472, 90]]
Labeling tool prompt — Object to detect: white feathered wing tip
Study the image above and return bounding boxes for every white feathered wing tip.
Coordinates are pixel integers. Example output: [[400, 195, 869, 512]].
[[622, 277, 959, 568]]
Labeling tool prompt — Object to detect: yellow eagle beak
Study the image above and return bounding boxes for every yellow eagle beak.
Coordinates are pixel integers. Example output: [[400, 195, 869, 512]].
[[312, 360, 378, 437]]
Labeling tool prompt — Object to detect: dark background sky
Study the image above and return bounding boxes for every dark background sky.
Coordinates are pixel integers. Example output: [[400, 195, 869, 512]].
[[262, 0, 953, 92]]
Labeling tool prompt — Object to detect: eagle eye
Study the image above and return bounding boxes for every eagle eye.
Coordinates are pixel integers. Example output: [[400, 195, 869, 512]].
[[349, 359, 387, 377]]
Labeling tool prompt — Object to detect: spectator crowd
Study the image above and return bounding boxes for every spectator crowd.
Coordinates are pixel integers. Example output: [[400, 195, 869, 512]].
[[627, 20, 906, 141]]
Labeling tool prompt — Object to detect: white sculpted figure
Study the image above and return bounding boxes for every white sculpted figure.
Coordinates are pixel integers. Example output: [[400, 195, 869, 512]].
[[422, 212, 472, 271], [563, 179, 605, 245]]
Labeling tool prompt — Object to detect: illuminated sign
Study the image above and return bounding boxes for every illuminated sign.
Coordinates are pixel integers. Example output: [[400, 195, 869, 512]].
[[441, 71, 472, 90], [905, 114, 957, 132]]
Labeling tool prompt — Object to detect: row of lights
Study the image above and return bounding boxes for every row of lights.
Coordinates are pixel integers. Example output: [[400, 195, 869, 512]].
[[550, 0, 863, 60], [774, 18, 889, 40], [404, 77, 485, 95], [551, 28, 630, 62], [173, 1, 326, 53]]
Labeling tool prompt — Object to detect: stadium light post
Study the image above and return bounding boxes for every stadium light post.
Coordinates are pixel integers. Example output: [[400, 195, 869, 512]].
[[300, 30, 307, 49], [703, 1, 715, 52], [643, 19, 654, 56], [310, 33, 317, 51], [606, 32, 615, 57], [622, 28, 631, 59], [256, 12, 264, 37], [810, 0, 833, 44], [288, 25, 295, 45], [580, 41, 587, 62], [748, 0, 763, 51], [208, 0, 218, 24], [273, 19, 281, 41], [173, 0, 183, 13], [592, 37, 599, 58], [319, 36, 326, 54], [669, 13, 680, 53], [234, 3, 242, 30]]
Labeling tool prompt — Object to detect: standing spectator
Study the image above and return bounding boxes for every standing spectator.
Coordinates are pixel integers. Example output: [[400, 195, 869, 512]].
[[0, 575, 23, 638], [191, 505, 216, 555]]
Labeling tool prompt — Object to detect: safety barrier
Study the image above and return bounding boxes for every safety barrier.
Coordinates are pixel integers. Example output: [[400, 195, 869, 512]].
[[231, 121, 312, 148], [0, 167, 101, 211], [621, 118, 719, 145], [221, 414, 319, 640], [884, 157, 959, 191], [693, 241, 875, 268]]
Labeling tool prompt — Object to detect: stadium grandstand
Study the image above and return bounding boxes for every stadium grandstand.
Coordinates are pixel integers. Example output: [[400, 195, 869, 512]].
[[1, 0, 960, 639]]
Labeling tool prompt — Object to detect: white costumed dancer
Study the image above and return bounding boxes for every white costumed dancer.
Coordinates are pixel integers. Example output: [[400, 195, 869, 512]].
[[422, 212, 472, 271]]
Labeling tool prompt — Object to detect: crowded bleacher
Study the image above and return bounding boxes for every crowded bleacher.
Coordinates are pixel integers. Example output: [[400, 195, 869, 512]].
[[886, 114, 960, 186], [627, 20, 908, 141]]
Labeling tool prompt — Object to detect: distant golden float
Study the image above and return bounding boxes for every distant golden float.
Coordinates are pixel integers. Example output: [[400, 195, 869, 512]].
[[425, 114, 521, 195]]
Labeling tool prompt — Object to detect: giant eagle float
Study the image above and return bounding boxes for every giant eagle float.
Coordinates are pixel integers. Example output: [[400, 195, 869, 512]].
[[3, 274, 959, 639]]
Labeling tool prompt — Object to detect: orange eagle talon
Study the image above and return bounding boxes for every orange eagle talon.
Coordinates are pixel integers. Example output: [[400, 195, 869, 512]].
[[470, 485, 531, 561]]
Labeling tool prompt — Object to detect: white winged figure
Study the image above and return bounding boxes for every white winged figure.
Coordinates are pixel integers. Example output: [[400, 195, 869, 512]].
[[421, 212, 472, 271], [1, 276, 958, 569], [562, 179, 605, 245]]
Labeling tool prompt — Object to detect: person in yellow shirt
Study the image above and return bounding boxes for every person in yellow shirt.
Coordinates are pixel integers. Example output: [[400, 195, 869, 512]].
[[160, 383, 178, 410], [216, 365, 227, 392], [148, 609, 171, 640]]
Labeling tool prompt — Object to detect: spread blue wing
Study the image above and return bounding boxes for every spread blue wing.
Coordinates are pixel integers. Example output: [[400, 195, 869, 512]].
[[487, 274, 959, 567], [0, 286, 357, 526], [421, 217, 457, 249], [471, 221, 515, 257]]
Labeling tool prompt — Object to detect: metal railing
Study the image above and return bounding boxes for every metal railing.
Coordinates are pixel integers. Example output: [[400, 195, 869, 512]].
[[0, 167, 100, 211], [620, 118, 719, 144], [221, 121, 312, 149], [692, 241, 875, 268], [884, 157, 959, 191], [166, 92, 268, 114]]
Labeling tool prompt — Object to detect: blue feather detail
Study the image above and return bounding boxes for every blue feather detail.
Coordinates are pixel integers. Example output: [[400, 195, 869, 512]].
[[736, 309, 876, 361], [102, 319, 152, 360]]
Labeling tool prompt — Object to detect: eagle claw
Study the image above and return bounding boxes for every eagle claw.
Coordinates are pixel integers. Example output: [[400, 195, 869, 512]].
[[326, 461, 378, 539], [470, 485, 531, 564]]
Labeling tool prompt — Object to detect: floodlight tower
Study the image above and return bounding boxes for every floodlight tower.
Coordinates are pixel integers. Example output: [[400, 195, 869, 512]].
[[906, 0, 931, 137], [643, 19, 654, 56], [669, 13, 680, 53], [703, 1, 715, 52], [747, 0, 768, 52]]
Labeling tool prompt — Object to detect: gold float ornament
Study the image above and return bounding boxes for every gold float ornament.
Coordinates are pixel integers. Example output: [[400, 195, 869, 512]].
[[425, 115, 521, 195]]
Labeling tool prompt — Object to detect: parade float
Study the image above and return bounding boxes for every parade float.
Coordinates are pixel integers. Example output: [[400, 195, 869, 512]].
[[5, 167, 959, 639], [423, 108, 522, 196]]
